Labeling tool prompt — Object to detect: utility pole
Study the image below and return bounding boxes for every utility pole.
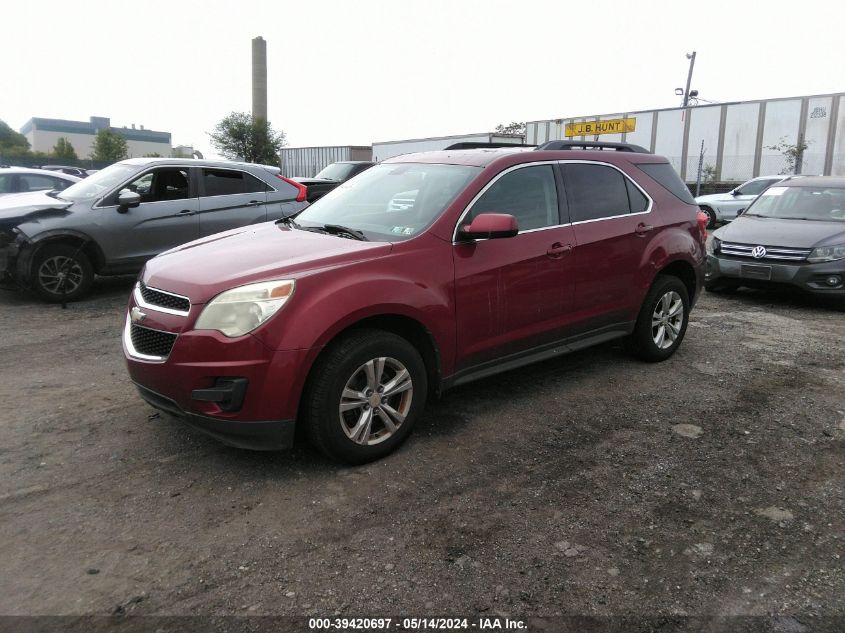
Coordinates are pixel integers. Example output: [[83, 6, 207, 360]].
[[682, 51, 696, 108]]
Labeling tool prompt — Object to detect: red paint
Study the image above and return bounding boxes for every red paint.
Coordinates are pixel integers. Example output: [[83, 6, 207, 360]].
[[125, 148, 705, 430]]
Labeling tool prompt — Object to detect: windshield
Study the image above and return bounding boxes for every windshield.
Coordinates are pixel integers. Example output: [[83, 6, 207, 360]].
[[294, 163, 481, 241], [314, 163, 358, 181], [744, 186, 845, 222], [58, 163, 138, 202]]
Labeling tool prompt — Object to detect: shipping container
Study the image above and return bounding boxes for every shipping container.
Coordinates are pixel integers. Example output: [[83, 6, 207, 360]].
[[279, 145, 372, 178], [526, 92, 845, 181], [372, 133, 525, 162]]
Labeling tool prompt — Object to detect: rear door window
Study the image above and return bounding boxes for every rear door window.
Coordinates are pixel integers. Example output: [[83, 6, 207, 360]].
[[563, 163, 637, 222], [0, 174, 12, 193], [202, 169, 266, 196], [19, 174, 63, 192]]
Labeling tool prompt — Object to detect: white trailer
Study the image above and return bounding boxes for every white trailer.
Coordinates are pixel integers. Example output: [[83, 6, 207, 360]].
[[372, 133, 525, 163], [279, 145, 372, 178], [526, 92, 845, 181]]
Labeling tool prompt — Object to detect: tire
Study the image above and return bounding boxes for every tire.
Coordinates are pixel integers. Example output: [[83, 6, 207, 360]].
[[626, 275, 690, 362], [30, 244, 94, 303], [302, 329, 428, 464], [699, 206, 717, 229]]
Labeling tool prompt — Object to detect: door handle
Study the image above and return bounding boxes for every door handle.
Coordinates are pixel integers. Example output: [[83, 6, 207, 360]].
[[246, 200, 261, 206], [546, 243, 573, 259], [635, 222, 654, 236], [176, 209, 195, 216]]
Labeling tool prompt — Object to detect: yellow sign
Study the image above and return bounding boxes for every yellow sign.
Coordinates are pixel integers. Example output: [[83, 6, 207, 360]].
[[565, 118, 636, 137]]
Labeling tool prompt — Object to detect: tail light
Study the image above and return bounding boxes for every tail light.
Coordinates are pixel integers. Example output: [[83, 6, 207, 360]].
[[277, 174, 307, 202], [696, 211, 708, 242]]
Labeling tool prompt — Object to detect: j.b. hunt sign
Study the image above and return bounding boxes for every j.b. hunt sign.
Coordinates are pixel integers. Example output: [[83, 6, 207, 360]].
[[565, 117, 636, 137]]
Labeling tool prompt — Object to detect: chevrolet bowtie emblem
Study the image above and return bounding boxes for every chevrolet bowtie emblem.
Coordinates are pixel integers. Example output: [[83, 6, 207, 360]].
[[130, 307, 147, 323]]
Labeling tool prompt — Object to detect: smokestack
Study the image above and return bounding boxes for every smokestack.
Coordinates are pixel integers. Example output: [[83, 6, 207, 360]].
[[252, 36, 268, 121]]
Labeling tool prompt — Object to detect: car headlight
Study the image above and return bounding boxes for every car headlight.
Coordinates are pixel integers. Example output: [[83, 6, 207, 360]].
[[706, 236, 721, 255], [807, 244, 845, 263], [195, 280, 295, 337]]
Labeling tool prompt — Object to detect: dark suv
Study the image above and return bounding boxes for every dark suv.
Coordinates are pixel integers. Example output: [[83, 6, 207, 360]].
[[123, 142, 706, 464]]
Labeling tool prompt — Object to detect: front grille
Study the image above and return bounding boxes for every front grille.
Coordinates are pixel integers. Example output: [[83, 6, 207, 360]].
[[720, 242, 812, 262], [139, 283, 190, 313], [130, 324, 177, 358]]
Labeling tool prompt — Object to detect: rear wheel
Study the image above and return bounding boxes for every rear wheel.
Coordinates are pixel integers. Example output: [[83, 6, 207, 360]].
[[302, 329, 428, 464], [627, 275, 690, 362], [31, 244, 94, 303], [699, 206, 717, 229]]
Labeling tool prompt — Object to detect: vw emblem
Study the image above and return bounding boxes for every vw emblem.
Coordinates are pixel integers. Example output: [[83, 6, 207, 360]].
[[752, 245, 767, 259], [130, 307, 147, 323]]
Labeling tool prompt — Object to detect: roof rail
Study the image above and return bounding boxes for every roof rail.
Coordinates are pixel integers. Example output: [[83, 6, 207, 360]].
[[535, 140, 650, 153], [443, 142, 535, 150]]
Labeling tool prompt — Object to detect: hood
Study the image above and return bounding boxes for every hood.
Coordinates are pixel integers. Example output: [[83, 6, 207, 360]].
[[0, 191, 75, 233], [695, 192, 734, 204], [0, 190, 73, 215], [714, 215, 845, 248], [143, 221, 393, 303]]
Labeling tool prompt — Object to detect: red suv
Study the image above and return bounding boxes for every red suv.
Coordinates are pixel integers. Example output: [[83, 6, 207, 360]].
[[124, 142, 706, 463]]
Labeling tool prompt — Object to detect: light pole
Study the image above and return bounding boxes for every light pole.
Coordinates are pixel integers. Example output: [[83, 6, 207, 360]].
[[675, 51, 698, 108]]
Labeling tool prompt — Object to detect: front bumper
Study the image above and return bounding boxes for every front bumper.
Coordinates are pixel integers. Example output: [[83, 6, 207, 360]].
[[134, 382, 295, 450], [706, 253, 845, 295], [123, 294, 315, 451]]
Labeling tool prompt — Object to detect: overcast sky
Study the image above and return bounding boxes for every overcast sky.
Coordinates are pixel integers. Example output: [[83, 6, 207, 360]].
[[3, 0, 843, 156]]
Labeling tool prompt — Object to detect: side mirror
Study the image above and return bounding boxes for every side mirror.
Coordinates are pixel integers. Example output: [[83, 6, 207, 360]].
[[117, 190, 141, 210], [458, 213, 519, 240], [737, 208, 746, 216], [731, 189, 741, 196]]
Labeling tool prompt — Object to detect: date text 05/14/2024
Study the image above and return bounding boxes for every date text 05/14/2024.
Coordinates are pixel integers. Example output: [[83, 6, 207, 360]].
[[308, 617, 527, 630]]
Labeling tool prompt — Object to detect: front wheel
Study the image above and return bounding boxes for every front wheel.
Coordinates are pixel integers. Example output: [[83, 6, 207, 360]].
[[31, 244, 94, 303], [302, 329, 428, 464], [626, 275, 690, 362]]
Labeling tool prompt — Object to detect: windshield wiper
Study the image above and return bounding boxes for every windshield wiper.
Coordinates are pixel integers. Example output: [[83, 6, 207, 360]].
[[320, 224, 368, 241], [277, 215, 301, 228]]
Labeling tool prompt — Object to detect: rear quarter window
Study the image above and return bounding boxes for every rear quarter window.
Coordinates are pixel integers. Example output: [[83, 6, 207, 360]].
[[636, 162, 695, 204]]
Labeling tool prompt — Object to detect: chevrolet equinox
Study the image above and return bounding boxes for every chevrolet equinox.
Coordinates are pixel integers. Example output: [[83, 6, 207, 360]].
[[123, 142, 706, 463]]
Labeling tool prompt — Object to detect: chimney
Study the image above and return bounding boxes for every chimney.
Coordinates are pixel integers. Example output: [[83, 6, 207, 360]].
[[252, 36, 268, 121]]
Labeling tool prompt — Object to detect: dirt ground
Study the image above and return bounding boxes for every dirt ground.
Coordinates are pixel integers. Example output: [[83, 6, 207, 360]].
[[1, 277, 843, 626]]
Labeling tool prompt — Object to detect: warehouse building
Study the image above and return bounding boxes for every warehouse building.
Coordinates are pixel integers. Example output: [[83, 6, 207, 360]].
[[20, 116, 173, 159], [526, 91, 845, 182]]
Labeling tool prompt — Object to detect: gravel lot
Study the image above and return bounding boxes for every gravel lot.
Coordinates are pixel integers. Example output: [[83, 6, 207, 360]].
[[1, 278, 843, 625]]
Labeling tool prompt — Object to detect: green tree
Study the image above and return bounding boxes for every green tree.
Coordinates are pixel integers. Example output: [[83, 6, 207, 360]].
[[208, 112, 286, 164], [766, 136, 811, 175], [52, 137, 78, 160], [90, 129, 128, 161], [494, 121, 526, 136], [0, 120, 30, 152]]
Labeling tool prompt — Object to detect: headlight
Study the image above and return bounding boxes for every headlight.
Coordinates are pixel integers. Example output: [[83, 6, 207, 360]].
[[195, 280, 295, 337], [807, 244, 845, 263], [706, 237, 721, 255]]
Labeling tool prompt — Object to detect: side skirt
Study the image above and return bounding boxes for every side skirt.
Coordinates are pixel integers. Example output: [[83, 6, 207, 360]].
[[441, 322, 634, 391]]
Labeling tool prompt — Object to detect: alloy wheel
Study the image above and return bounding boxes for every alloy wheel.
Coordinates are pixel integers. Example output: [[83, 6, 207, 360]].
[[339, 357, 413, 445], [651, 291, 684, 349], [38, 256, 84, 295]]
